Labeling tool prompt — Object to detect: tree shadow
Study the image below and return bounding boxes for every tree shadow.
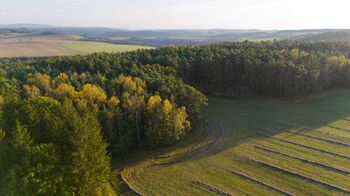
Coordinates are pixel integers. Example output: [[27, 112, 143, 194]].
[[161, 91, 350, 164], [117, 91, 350, 195]]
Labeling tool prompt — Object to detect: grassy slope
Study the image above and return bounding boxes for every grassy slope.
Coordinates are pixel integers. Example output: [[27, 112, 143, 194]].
[[121, 91, 350, 195]]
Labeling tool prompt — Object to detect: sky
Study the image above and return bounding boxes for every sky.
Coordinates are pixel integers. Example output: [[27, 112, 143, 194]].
[[0, 0, 349, 30]]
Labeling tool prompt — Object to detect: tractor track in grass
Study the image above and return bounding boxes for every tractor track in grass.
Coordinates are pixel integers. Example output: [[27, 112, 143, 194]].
[[311, 130, 350, 142], [258, 134, 350, 160], [213, 164, 295, 196], [191, 180, 233, 196], [250, 158, 350, 194], [254, 145, 350, 175], [327, 125, 350, 133], [283, 130, 350, 148]]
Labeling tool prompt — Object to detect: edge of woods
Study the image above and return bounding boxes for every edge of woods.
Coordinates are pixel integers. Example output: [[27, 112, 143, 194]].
[[116, 118, 223, 195]]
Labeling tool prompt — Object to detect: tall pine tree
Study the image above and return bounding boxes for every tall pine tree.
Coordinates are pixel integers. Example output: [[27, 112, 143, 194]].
[[66, 102, 114, 195]]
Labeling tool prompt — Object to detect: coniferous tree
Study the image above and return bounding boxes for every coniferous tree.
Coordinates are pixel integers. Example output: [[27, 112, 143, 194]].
[[67, 105, 114, 195]]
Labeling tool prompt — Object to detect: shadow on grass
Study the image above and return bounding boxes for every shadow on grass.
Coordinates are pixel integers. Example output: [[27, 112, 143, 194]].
[[115, 91, 350, 194], [188, 91, 350, 161]]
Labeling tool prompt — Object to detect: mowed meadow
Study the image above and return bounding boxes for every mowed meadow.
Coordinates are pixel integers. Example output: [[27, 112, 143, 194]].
[[0, 34, 154, 57], [121, 91, 350, 195]]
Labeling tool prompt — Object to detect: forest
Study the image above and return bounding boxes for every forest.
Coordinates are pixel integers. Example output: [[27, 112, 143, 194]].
[[2, 40, 350, 195]]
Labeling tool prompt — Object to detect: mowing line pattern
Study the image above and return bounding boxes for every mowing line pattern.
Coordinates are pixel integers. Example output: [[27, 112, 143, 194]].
[[250, 158, 350, 194], [215, 165, 295, 196], [191, 180, 233, 196], [327, 125, 350, 133], [122, 95, 350, 195], [310, 130, 350, 141], [283, 130, 350, 148], [254, 145, 350, 175], [260, 134, 350, 160]]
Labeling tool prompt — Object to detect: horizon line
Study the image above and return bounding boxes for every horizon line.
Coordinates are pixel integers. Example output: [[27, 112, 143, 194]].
[[1, 23, 350, 31]]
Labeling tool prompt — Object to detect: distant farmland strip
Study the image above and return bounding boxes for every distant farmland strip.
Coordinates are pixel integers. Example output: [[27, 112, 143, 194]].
[[284, 130, 350, 147], [250, 159, 350, 194], [216, 166, 294, 196], [191, 180, 232, 196], [260, 134, 350, 160], [254, 145, 350, 175]]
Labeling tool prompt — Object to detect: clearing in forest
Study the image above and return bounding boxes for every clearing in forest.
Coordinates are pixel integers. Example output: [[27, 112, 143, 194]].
[[120, 91, 350, 195]]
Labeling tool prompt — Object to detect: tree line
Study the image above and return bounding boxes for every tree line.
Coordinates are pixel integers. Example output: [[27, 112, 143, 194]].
[[2, 40, 350, 194], [106, 40, 350, 99]]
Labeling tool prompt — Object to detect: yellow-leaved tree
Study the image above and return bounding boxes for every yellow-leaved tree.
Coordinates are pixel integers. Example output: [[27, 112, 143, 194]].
[[76, 84, 107, 111], [146, 95, 190, 146], [116, 75, 146, 145]]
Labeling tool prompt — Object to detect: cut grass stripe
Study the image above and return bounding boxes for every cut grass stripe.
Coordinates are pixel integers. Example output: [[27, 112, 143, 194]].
[[327, 125, 350, 133], [311, 130, 350, 141], [254, 145, 350, 175], [284, 130, 350, 148], [191, 180, 232, 196], [215, 165, 295, 196], [250, 158, 350, 194], [258, 134, 350, 160]]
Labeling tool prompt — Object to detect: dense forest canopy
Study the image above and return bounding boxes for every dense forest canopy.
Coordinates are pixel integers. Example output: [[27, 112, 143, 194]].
[[107, 40, 350, 98], [2, 40, 350, 194], [0, 51, 207, 194]]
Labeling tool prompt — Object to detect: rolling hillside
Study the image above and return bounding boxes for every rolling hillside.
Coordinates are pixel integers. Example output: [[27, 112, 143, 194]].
[[121, 91, 350, 195], [2, 25, 350, 46]]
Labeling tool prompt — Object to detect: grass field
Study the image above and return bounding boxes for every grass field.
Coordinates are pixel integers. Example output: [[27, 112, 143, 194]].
[[0, 34, 154, 57], [120, 91, 350, 195]]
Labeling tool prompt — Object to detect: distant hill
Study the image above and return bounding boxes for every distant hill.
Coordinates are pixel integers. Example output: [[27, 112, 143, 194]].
[[1, 24, 350, 46], [0, 24, 54, 29], [299, 30, 350, 42]]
